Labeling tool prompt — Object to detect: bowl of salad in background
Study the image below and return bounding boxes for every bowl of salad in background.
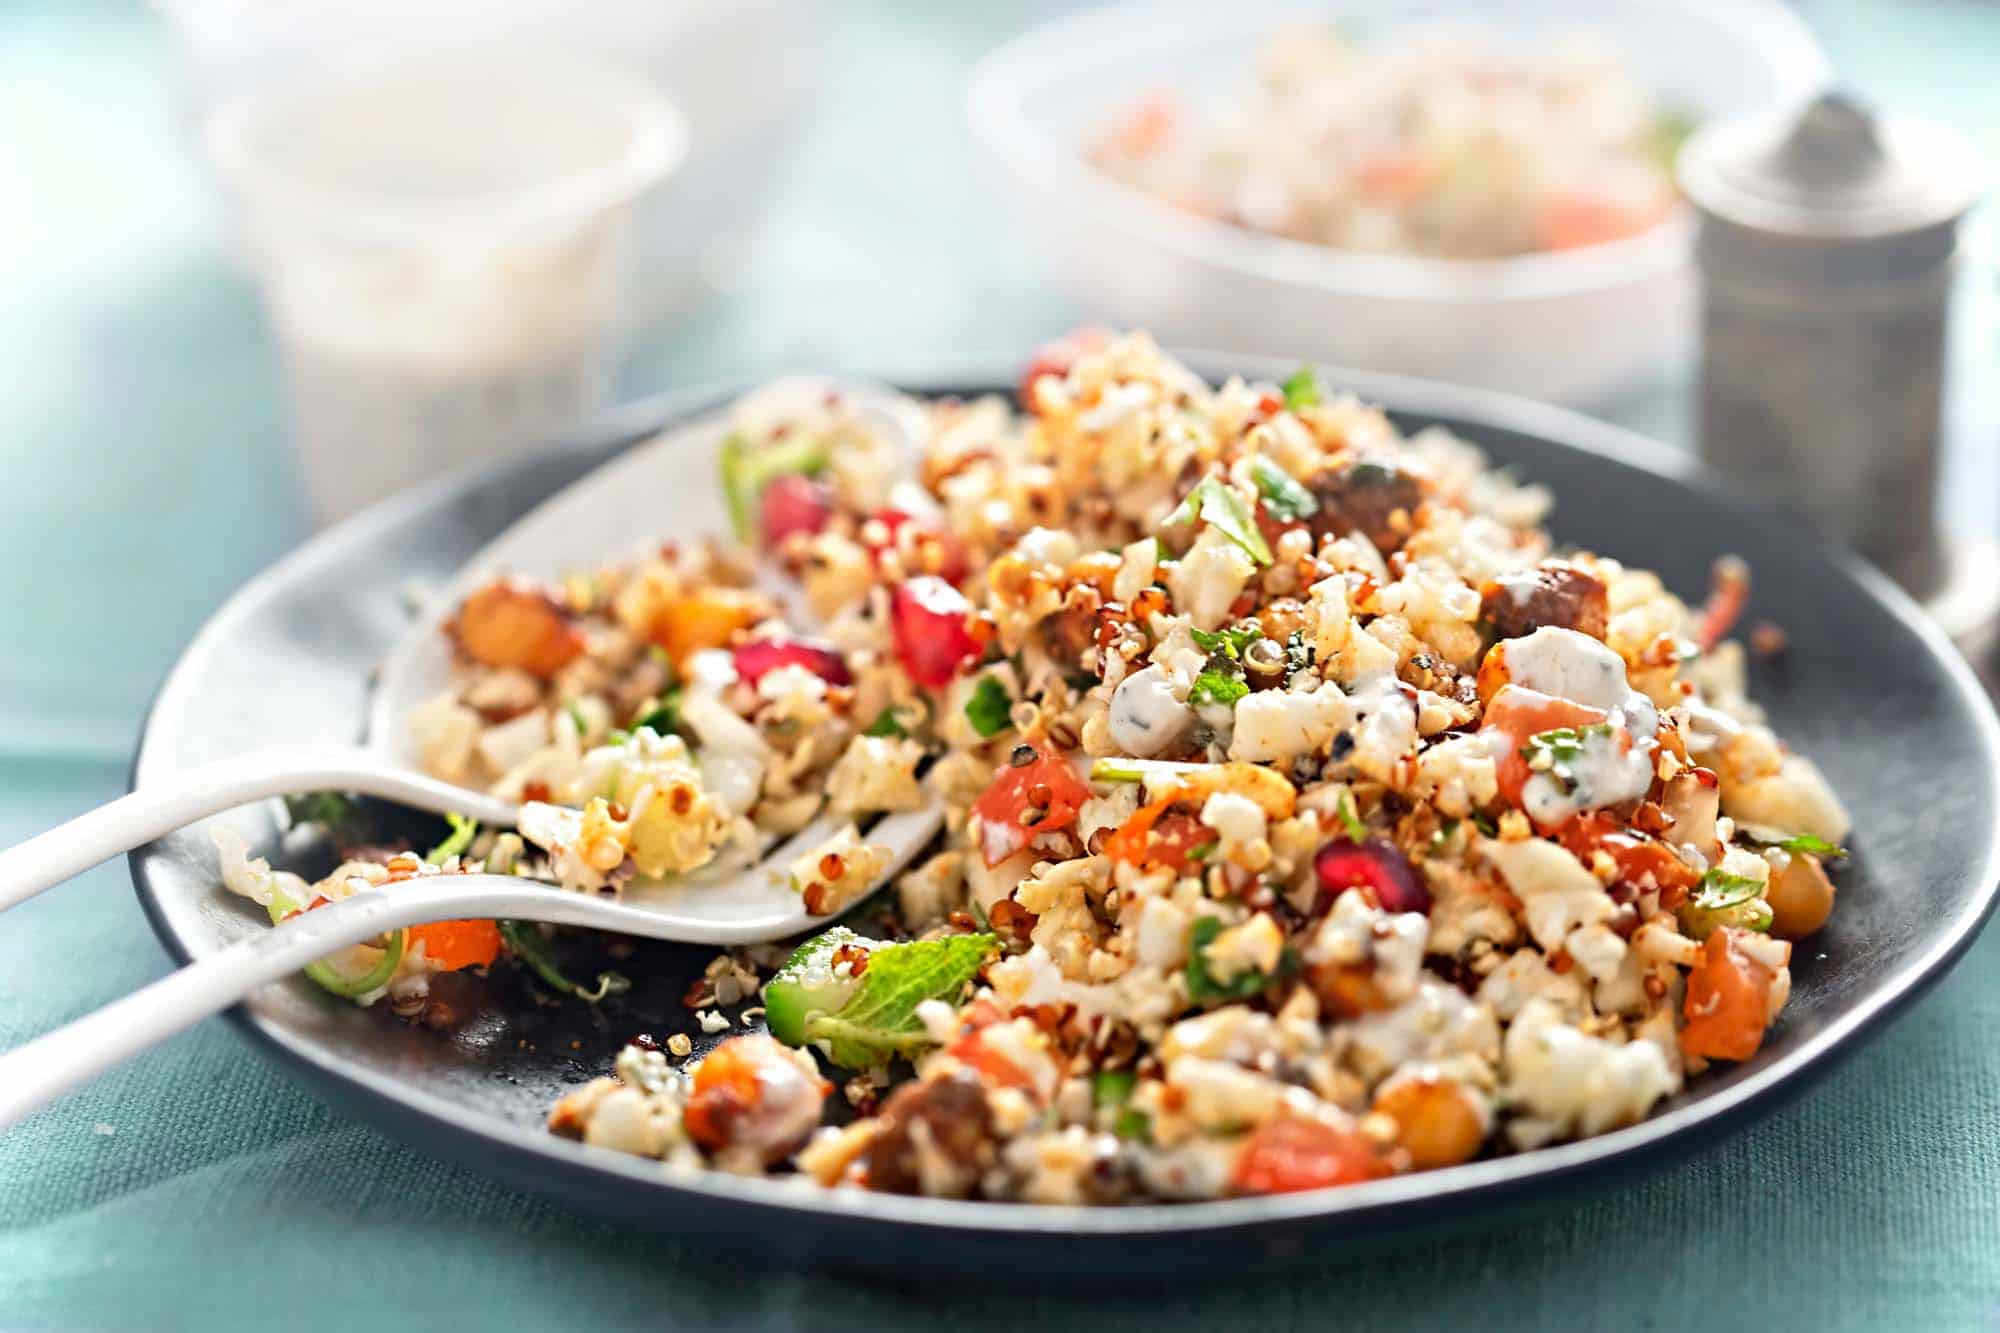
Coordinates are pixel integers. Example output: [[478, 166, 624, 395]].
[[967, 0, 1828, 406]]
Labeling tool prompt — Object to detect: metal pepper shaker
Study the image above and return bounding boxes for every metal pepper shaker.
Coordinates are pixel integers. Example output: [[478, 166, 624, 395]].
[[1679, 91, 1983, 601]]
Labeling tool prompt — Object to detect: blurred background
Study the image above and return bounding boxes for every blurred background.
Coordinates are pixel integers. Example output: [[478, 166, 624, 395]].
[[0, 0, 1992, 764]]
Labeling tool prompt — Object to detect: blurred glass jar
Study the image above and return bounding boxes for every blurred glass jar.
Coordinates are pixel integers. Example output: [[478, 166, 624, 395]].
[[155, 0, 820, 336], [206, 55, 685, 525]]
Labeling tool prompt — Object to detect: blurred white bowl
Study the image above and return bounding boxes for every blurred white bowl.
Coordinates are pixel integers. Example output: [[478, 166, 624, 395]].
[[154, 0, 819, 337], [968, 0, 1829, 405]]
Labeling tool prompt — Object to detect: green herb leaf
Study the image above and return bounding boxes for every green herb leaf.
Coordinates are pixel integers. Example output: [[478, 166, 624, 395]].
[[565, 698, 592, 739], [1776, 833, 1848, 860], [1188, 670, 1249, 707], [425, 812, 478, 865], [1186, 916, 1292, 1004], [499, 920, 628, 1004], [863, 707, 908, 738], [1692, 871, 1764, 912], [1092, 1069, 1137, 1108], [719, 431, 832, 542], [1678, 869, 1774, 939], [964, 675, 1015, 738], [1189, 624, 1263, 658], [1166, 477, 1273, 566], [1186, 840, 1218, 863], [802, 933, 997, 1068], [1280, 365, 1322, 411], [629, 691, 683, 737], [1335, 789, 1367, 843], [1114, 1107, 1152, 1142], [1519, 724, 1615, 795], [1250, 455, 1319, 522], [284, 792, 361, 834]]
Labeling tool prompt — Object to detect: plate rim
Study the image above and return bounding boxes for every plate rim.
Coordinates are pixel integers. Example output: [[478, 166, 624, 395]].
[[128, 356, 2000, 1242]]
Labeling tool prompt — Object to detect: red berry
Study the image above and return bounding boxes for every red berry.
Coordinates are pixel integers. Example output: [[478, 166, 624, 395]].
[[758, 474, 832, 547], [890, 576, 979, 688], [732, 636, 853, 687], [1314, 839, 1430, 915]]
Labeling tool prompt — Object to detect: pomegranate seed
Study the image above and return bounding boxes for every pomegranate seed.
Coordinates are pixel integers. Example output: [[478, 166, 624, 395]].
[[1314, 839, 1431, 915], [890, 576, 979, 688], [732, 636, 853, 687], [758, 474, 832, 547]]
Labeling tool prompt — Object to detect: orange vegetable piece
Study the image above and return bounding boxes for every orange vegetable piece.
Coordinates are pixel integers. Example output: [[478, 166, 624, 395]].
[[684, 1034, 827, 1158], [406, 918, 503, 971], [648, 588, 763, 668], [1679, 927, 1776, 1063], [1233, 1113, 1391, 1195], [455, 580, 585, 679], [1479, 684, 1614, 810]]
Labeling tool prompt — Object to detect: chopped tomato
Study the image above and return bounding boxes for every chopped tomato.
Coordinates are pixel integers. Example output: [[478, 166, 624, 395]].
[[970, 745, 1091, 867], [1557, 813, 1700, 905], [867, 509, 970, 584], [1355, 152, 1431, 204], [1679, 928, 1776, 1063], [945, 1029, 1038, 1096], [1102, 801, 1211, 876], [1019, 326, 1111, 407], [1480, 684, 1613, 809], [890, 576, 980, 688], [1232, 1113, 1391, 1195], [684, 1034, 829, 1160], [407, 918, 503, 971]]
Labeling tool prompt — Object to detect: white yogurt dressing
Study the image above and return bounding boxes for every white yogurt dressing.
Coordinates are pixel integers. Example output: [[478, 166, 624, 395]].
[[1494, 627, 1658, 826]]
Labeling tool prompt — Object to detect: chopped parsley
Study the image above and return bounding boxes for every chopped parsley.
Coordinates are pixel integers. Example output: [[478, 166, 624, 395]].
[[1519, 724, 1614, 795], [863, 707, 908, 738], [1335, 788, 1367, 842], [1691, 870, 1764, 911], [1186, 916, 1296, 1005], [964, 675, 1015, 738], [1280, 365, 1322, 411], [1250, 455, 1319, 523], [1188, 670, 1250, 707], [1185, 840, 1218, 863], [629, 691, 682, 737], [1189, 624, 1263, 658]]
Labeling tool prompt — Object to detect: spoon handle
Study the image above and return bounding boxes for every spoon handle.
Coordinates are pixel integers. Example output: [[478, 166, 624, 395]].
[[0, 747, 519, 912], [0, 875, 574, 1129]]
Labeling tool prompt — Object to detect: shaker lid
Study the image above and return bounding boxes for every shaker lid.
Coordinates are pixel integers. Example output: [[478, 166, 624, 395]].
[[1679, 91, 1983, 242]]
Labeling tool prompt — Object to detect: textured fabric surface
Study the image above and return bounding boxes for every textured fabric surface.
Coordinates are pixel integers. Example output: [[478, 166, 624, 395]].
[[3, 1, 1999, 1329]]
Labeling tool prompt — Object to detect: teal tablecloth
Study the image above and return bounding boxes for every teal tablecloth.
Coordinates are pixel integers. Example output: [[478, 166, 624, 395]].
[[3, 3, 1998, 1329]]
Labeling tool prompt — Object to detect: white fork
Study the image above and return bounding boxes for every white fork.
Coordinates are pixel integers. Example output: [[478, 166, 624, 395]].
[[0, 797, 942, 1128]]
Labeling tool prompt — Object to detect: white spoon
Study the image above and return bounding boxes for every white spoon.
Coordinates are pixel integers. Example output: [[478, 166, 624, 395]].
[[0, 379, 937, 923], [0, 856, 923, 1130]]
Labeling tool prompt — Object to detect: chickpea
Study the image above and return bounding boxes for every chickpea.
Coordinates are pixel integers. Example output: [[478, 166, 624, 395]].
[[1766, 852, 1836, 940], [1372, 1071, 1487, 1171]]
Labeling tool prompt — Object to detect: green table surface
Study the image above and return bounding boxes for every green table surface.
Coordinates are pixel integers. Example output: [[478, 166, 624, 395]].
[[3, 3, 1998, 1329]]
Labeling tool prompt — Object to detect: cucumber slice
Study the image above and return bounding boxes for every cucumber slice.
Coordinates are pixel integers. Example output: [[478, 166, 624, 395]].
[[719, 432, 833, 543], [763, 926, 876, 1047]]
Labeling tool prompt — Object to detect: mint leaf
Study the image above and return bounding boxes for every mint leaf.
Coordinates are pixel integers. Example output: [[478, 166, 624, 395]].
[[803, 933, 996, 1068], [1281, 366, 1321, 411], [1188, 670, 1249, 706], [1251, 456, 1318, 523], [1167, 477, 1273, 566], [1776, 833, 1848, 859], [425, 812, 478, 864], [964, 675, 1014, 738]]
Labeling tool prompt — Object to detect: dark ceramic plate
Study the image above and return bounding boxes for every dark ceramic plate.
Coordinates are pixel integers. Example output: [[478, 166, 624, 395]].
[[131, 358, 2000, 1278]]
